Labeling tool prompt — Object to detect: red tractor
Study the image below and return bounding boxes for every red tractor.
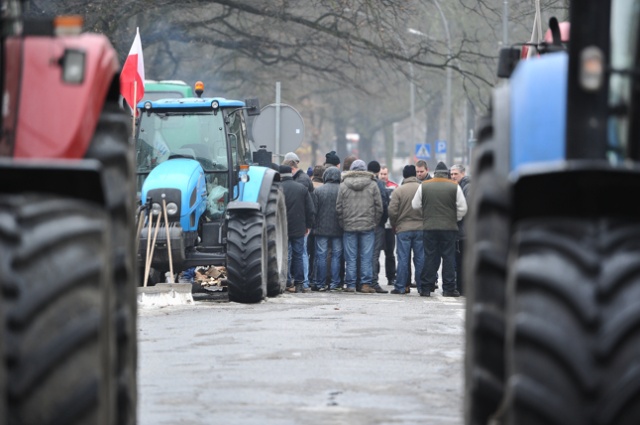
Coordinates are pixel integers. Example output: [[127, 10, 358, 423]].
[[0, 2, 137, 424]]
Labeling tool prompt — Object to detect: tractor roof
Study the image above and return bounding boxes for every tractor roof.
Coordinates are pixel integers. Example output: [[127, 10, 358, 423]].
[[137, 97, 246, 112]]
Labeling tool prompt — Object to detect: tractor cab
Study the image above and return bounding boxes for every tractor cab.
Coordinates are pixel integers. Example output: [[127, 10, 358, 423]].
[[135, 92, 257, 221]]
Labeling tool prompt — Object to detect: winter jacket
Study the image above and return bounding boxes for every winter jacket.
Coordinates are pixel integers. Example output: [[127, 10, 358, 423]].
[[457, 175, 471, 239], [293, 168, 314, 193], [374, 177, 389, 228], [411, 174, 467, 231], [312, 167, 342, 237], [281, 174, 315, 238], [336, 171, 382, 232], [388, 176, 423, 233]]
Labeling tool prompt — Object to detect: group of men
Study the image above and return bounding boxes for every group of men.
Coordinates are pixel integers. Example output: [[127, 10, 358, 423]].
[[277, 150, 470, 297]]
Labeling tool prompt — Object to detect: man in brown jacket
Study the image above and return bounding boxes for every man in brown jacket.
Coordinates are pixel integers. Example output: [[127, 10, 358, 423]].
[[388, 165, 425, 294]]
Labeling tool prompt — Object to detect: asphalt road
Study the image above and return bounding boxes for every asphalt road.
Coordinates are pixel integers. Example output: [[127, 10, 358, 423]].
[[137, 281, 466, 425]]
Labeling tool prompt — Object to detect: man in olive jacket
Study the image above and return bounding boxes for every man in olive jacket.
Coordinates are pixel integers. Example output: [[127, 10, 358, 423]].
[[336, 160, 382, 293], [412, 161, 467, 297], [388, 165, 425, 295]]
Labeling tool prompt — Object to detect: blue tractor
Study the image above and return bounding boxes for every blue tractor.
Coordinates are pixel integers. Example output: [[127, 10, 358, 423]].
[[135, 94, 288, 304], [465, 2, 640, 424]]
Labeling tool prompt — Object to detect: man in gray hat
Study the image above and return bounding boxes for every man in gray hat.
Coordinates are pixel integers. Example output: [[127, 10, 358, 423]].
[[336, 159, 383, 293], [282, 151, 314, 290], [411, 161, 467, 297]]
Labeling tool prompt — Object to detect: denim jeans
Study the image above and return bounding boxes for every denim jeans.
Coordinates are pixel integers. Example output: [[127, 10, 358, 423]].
[[314, 235, 343, 289], [395, 230, 424, 293], [303, 234, 310, 288], [288, 236, 305, 285], [421, 230, 457, 293], [343, 230, 374, 289], [372, 226, 385, 285], [384, 227, 396, 280]]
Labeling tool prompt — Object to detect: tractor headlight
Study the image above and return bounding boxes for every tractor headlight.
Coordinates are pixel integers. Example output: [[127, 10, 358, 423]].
[[166, 202, 178, 215], [211, 100, 219, 109], [151, 203, 162, 216]]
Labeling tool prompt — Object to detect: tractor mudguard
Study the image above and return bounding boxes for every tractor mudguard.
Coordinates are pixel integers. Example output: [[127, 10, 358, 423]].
[[0, 158, 105, 205], [511, 162, 640, 221], [236, 165, 279, 207]]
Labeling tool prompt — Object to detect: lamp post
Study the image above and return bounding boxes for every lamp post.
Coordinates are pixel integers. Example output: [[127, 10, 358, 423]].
[[432, 0, 453, 165], [408, 1, 453, 165]]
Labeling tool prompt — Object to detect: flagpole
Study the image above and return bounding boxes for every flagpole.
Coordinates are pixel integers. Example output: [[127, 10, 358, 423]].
[[132, 80, 137, 139]]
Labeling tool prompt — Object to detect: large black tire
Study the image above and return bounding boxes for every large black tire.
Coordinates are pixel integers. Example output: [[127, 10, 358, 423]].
[[0, 195, 115, 425], [500, 218, 640, 425], [226, 211, 268, 303], [464, 115, 511, 425], [265, 184, 288, 297], [85, 102, 137, 425]]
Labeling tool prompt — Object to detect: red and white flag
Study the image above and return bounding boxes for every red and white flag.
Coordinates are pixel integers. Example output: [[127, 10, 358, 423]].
[[120, 27, 145, 113]]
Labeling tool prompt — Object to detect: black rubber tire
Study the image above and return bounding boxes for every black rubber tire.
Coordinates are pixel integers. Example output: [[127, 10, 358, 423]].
[[85, 102, 137, 425], [464, 114, 511, 425], [265, 184, 288, 297], [0, 195, 115, 425], [501, 218, 640, 425], [226, 210, 268, 303]]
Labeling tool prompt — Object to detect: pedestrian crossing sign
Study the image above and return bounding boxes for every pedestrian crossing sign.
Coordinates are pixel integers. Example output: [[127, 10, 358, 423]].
[[415, 143, 431, 160]]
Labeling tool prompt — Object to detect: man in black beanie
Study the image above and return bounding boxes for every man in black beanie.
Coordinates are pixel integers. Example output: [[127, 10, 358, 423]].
[[325, 151, 341, 168], [411, 161, 467, 297], [388, 165, 425, 294]]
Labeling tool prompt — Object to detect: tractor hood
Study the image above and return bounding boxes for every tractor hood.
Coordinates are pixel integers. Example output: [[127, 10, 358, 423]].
[[141, 158, 206, 232]]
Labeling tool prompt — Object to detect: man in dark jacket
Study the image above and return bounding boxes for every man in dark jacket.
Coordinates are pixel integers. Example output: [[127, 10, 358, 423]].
[[412, 161, 467, 297], [311, 166, 343, 291], [450, 164, 471, 295], [367, 160, 390, 293], [280, 165, 315, 293], [283, 152, 313, 291]]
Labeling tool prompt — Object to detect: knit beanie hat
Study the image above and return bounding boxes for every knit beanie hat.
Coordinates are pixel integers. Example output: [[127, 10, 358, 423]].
[[350, 159, 367, 171], [403, 165, 417, 178], [436, 161, 448, 172], [325, 151, 340, 166], [279, 165, 292, 175], [367, 160, 381, 174], [434, 161, 449, 177]]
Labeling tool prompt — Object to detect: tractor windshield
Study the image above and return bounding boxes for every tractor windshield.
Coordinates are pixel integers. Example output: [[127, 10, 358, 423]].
[[136, 112, 229, 174], [608, 0, 640, 160]]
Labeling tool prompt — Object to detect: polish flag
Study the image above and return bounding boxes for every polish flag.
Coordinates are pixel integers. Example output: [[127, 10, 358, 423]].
[[120, 27, 145, 113]]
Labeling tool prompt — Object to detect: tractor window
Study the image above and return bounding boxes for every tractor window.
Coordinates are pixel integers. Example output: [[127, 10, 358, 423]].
[[136, 112, 228, 174], [226, 110, 252, 166], [608, 0, 640, 160]]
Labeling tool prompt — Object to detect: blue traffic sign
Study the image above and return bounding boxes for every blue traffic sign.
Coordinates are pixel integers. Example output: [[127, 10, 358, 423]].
[[415, 143, 431, 159], [435, 140, 447, 154]]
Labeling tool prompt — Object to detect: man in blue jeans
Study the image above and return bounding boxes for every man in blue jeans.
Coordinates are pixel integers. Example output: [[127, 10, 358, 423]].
[[388, 165, 425, 294], [280, 165, 315, 293], [411, 161, 467, 297], [311, 166, 343, 291], [336, 159, 383, 293]]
